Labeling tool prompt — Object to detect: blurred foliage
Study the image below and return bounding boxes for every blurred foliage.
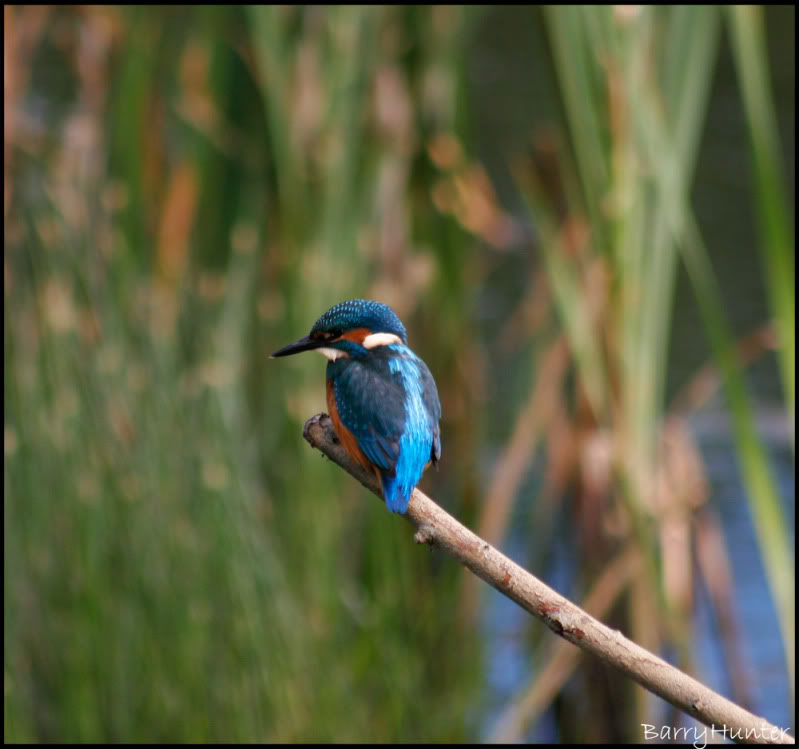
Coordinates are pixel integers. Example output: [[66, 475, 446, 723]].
[[4, 4, 794, 743]]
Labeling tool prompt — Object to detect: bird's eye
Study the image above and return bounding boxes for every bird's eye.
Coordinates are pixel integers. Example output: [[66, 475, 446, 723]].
[[323, 330, 339, 341]]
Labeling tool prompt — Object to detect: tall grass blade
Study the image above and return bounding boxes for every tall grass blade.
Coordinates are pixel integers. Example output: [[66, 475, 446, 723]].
[[727, 5, 795, 447], [677, 210, 795, 693]]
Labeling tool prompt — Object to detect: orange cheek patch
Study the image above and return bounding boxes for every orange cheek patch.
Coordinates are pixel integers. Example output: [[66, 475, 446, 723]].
[[337, 327, 372, 345]]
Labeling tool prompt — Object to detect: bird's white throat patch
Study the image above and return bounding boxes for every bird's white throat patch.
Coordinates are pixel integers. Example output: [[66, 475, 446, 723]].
[[362, 332, 403, 349], [315, 347, 349, 361]]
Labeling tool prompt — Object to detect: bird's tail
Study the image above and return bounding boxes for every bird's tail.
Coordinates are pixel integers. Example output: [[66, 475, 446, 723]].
[[380, 473, 411, 514]]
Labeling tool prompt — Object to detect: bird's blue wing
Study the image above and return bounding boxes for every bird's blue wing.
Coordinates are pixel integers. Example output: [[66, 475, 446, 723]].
[[418, 357, 442, 466], [330, 348, 441, 513], [330, 358, 406, 476]]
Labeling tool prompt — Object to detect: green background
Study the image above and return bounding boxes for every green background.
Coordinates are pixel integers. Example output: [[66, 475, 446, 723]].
[[4, 5, 794, 742]]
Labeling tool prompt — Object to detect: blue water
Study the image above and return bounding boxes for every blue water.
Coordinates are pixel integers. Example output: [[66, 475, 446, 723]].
[[690, 405, 794, 733], [479, 402, 795, 742]]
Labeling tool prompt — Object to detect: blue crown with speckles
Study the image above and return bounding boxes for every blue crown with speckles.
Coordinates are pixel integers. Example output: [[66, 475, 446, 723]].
[[311, 300, 408, 344]]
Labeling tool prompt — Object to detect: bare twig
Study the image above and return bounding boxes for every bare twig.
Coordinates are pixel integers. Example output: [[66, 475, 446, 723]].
[[303, 413, 794, 745], [490, 544, 643, 743]]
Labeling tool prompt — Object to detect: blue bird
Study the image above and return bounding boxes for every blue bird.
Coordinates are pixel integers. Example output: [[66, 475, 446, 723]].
[[272, 299, 441, 514]]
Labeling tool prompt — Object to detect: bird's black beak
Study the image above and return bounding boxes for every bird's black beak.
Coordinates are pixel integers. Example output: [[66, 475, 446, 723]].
[[270, 335, 324, 358]]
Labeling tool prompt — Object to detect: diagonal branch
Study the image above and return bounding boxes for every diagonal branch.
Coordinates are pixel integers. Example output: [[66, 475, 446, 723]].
[[303, 413, 793, 745]]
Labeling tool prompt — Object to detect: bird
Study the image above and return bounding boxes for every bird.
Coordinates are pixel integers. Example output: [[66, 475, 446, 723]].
[[271, 299, 441, 514]]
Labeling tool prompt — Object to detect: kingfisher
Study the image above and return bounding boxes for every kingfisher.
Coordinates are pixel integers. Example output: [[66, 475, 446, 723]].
[[271, 299, 441, 514]]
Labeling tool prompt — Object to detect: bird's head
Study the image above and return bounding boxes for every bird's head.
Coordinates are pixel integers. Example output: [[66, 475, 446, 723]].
[[271, 299, 407, 361]]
